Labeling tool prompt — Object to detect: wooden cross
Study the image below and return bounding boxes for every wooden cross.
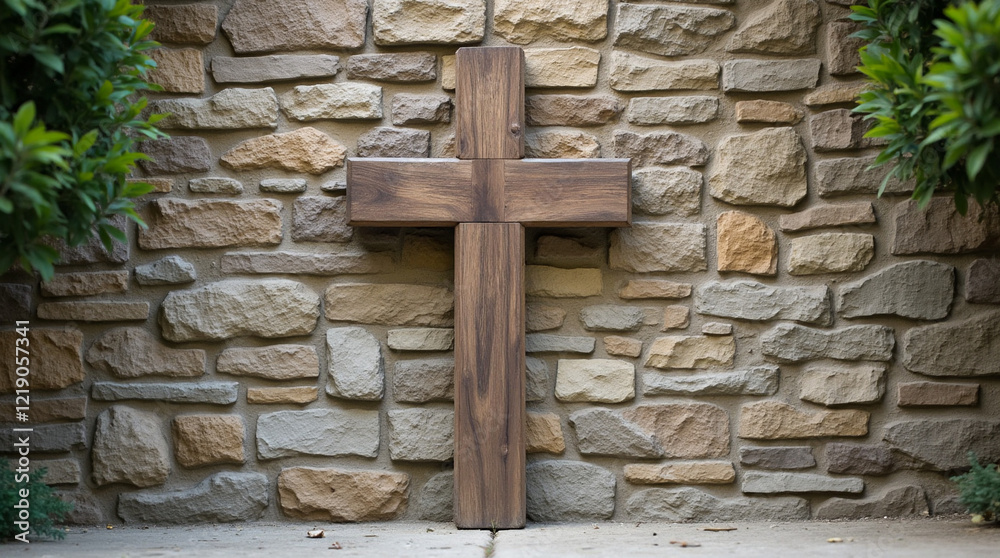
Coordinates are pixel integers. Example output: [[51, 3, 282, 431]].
[[346, 46, 631, 529]]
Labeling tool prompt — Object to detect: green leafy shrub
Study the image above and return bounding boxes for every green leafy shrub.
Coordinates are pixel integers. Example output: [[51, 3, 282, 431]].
[[851, 0, 1000, 213], [951, 453, 1000, 523], [1, 461, 74, 541], [0, 0, 165, 280]]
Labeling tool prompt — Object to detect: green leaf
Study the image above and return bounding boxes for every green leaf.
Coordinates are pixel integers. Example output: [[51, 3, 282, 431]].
[[967, 142, 991, 180], [12, 102, 36, 137]]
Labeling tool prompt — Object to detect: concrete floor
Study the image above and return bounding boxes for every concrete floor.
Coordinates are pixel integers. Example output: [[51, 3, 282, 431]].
[[3, 518, 998, 557]]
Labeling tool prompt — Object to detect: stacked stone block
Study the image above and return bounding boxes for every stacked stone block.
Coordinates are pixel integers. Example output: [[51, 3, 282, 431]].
[[2, 0, 999, 525]]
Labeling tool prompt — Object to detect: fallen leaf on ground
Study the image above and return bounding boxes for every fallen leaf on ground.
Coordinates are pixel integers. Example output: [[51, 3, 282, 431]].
[[307, 529, 325, 538], [670, 541, 702, 548], [704, 527, 737, 532]]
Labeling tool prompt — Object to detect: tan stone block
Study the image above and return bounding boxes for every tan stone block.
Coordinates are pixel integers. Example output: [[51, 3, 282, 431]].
[[526, 266, 602, 298], [278, 467, 409, 521], [735, 100, 802, 124], [555, 359, 635, 403], [441, 55, 456, 90], [148, 48, 204, 94], [145, 4, 217, 45], [525, 131, 600, 158], [221, 127, 346, 175], [387, 328, 454, 351], [624, 403, 730, 459], [373, 0, 485, 45], [222, 0, 367, 53], [172, 415, 245, 468], [709, 127, 807, 207], [624, 462, 736, 485], [524, 47, 600, 88], [779, 202, 876, 232], [0, 329, 82, 393], [34, 458, 81, 485], [402, 234, 453, 271], [247, 387, 319, 405], [41, 270, 128, 297], [325, 283, 453, 326], [139, 199, 283, 250], [87, 327, 204, 378], [804, 82, 869, 107], [662, 306, 690, 330], [610, 52, 719, 92], [788, 233, 874, 275], [129, 177, 173, 194], [619, 280, 692, 300], [604, 336, 641, 358], [897, 382, 979, 407], [717, 211, 777, 275], [526, 95, 622, 127], [37, 301, 149, 322], [526, 412, 565, 454], [526, 304, 566, 332], [494, 0, 607, 44], [535, 235, 604, 267], [216, 345, 319, 380], [1, 396, 85, 422], [739, 401, 869, 439], [646, 335, 734, 369]]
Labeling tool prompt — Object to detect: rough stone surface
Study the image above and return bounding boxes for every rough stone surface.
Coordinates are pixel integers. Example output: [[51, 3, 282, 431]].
[[626, 488, 809, 521], [643, 366, 779, 397], [884, 419, 1000, 470], [153, 88, 278, 130], [902, 311, 1000, 377], [826, 443, 897, 476], [221, 127, 346, 174], [145, 4, 217, 45], [222, 0, 367, 53], [494, 0, 606, 43], [173, 415, 245, 467], [212, 55, 340, 83], [788, 233, 875, 275], [134, 255, 197, 286], [260, 178, 306, 193], [325, 283, 453, 326], [715, 212, 777, 275], [645, 335, 735, 369], [391, 94, 451, 125], [527, 357, 550, 401], [387, 408, 454, 462], [256, 409, 379, 459], [140, 199, 283, 250], [526, 334, 595, 354], [281, 83, 382, 121], [827, 20, 865, 75], [86, 327, 204, 378], [800, 363, 886, 406], [695, 280, 829, 324], [614, 4, 735, 57], [41, 270, 128, 297], [247, 387, 319, 405], [761, 323, 894, 362], [32, 459, 80, 485], [898, 382, 979, 407], [625, 462, 736, 485], [580, 305, 644, 332], [525, 130, 600, 158], [526, 461, 615, 522], [347, 53, 437, 82], [216, 345, 319, 380], [613, 131, 709, 167], [92, 406, 170, 487], [735, 100, 803, 124], [387, 328, 454, 351], [188, 177, 244, 194], [292, 196, 351, 243], [632, 167, 701, 217], [148, 48, 204, 94], [526, 304, 566, 332], [0, 284, 30, 321], [627, 96, 718, 125], [51, 215, 129, 264], [570, 408, 661, 457], [967, 258, 1000, 303], [526, 95, 622, 127], [534, 235, 604, 267], [1, 396, 85, 423], [740, 401, 869, 439], [779, 202, 876, 231], [373, 0, 485, 45], [160, 280, 319, 341], [221, 251, 390, 276], [661, 305, 690, 330], [804, 82, 869, 106], [417, 473, 453, 521], [709, 128, 808, 207], [326, 327, 384, 401], [555, 359, 635, 403], [610, 223, 707, 273], [119, 472, 269, 524], [37, 301, 149, 322], [609, 52, 720, 91], [742, 472, 864, 494], [728, 0, 820, 54], [394, 359, 453, 403], [524, 47, 601, 88], [526, 412, 565, 454], [619, 280, 692, 300], [91, 382, 239, 405], [722, 59, 821, 92], [624, 403, 731, 458], [0, 329, 82, 393], [811, 109, 879, 151], [838, 260, 955, 320], [526, 265, 602, 297], [278, 467, 408, 521], [357, 127, 430, 158], [139, 136, 211, 175], [816, 155, 913, 197], [816, 486, 929, 519], [740, 446, 816, 470], [604, 336, 643, 357], [892, 198, 1000, 255], [702, 322, 733, 335], [0, 423, 85, 453]]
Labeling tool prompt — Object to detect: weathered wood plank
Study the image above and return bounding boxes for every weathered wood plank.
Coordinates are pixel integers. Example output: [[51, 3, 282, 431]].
[[471, 159, 505, 222], [456, 47, 524, 160], [454, 223, 526, 529], [504, 159, 632, 226], [346, 158, 474, 226]]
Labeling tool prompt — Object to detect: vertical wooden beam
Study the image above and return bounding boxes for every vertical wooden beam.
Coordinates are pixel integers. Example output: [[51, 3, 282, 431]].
[[455, 47, 525, 160], [454, 222, 526, 529]]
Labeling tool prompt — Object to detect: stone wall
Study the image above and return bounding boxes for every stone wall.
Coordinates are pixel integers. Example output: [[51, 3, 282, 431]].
[[2, 0, 999, 524]]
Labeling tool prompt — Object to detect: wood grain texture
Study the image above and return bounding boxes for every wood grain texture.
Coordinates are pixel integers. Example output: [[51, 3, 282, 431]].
[[454, 223, 526, 529], [346, 158, 474, 226], [456, 47, 524, 160], [504, 159, 632, 227]]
